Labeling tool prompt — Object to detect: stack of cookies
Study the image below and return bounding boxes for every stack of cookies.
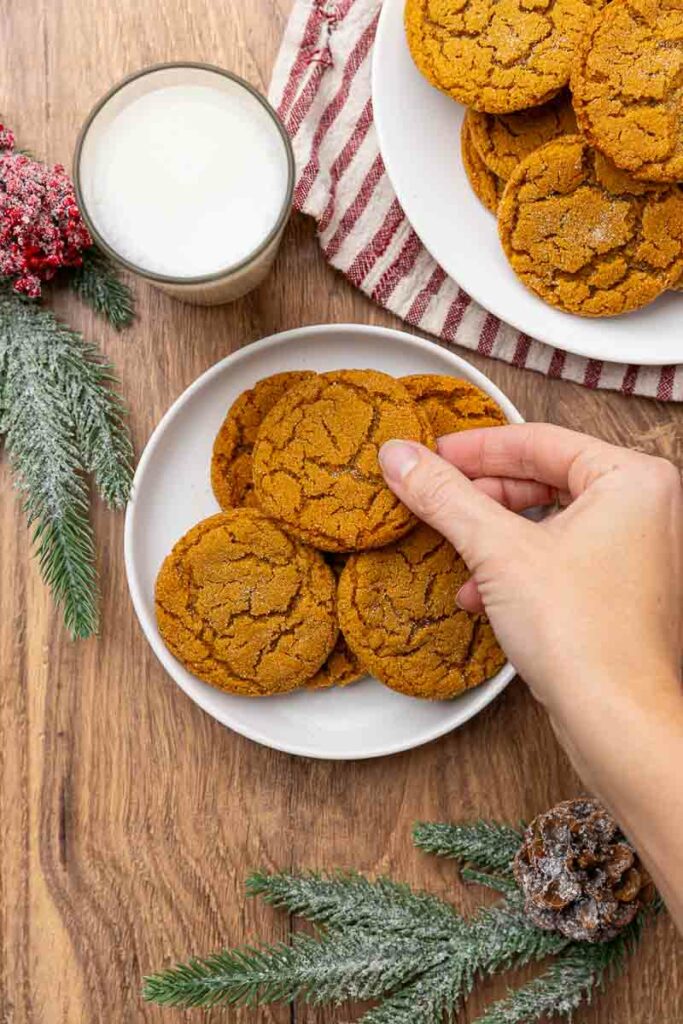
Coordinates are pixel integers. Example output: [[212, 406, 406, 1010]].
[[405, 0, 683, 317], [155, 369, 508, 701]]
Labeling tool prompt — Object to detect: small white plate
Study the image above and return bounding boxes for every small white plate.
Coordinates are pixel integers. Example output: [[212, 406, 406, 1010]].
[[372, 0, 682, 367], [124, 324, 521, 760]]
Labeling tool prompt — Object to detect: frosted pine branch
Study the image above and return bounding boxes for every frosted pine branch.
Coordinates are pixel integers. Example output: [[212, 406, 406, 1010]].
[[0, 284, 134, 636], [67, 246, 135, 330], [143, 931, 444, 1009], [413, 821, 524, 874], [472, 916, 644, 1024], [145, 873, 572, 1016], [247, 870, 463, 940], [1, 297, 98, 636]]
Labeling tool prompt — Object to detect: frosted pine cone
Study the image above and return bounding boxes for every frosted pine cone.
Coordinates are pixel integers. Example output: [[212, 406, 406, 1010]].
[[514, 799, 653, 943]]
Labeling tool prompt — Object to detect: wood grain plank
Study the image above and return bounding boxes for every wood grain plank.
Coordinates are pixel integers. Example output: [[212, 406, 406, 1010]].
[[0, 1, 681, 1022]]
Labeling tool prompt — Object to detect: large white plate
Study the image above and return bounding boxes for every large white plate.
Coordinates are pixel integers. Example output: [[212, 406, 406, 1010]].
[[372, 0, 682, 367], [124, 324, 521, 760]]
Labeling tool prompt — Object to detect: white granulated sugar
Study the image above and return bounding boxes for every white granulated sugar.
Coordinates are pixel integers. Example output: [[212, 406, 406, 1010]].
[[82, 84, 289, 277]]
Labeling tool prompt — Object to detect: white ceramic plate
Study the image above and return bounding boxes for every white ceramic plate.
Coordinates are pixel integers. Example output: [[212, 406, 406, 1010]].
[[124, 324, 521, 760], [372, 0, 682, 367]]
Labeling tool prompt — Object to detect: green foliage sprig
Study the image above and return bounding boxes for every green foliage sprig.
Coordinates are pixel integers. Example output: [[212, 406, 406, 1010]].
[[0, 249, 134, 638], [143, 821, 657, 1023], [67, 246, 135, 331]]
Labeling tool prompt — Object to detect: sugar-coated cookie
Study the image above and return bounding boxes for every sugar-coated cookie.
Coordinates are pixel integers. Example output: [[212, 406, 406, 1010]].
[[338, 524, 506, 700], [211, 371, 316, 510], [405, 0, 607, 114], [498, 136, 683, 316], [252, 369, 436, 552], [155, 510, 337, 696], [572, 0, 683, 184]]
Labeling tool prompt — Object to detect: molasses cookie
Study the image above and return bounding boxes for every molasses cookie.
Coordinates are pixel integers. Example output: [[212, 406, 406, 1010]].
[[338, 524, 506, 700], [404, 0, 607, 114], [307, 632, 366, 690], [155, 509, 337, 696], [308, 555, 366, 690], [572, 0, 683, 184], [211, 371, 315, 509], [402, 374, 506, 435], [466, 93, 577, 182], [461, 121, 504, 214], [498, 136, 683, 317], [252, 369, 436, 552]]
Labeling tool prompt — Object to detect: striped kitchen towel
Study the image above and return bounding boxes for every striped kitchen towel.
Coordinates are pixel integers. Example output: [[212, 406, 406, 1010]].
[[268, 0, 683, 401]]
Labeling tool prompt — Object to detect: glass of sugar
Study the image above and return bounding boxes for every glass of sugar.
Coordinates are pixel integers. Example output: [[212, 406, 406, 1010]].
[[74, 63, 294, 305]]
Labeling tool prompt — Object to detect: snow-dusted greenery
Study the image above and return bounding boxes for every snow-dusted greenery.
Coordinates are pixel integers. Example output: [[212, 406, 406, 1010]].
[[67, 246, 134, 330], [0, 275, 133, 637], [143, 821, 656, 1022]]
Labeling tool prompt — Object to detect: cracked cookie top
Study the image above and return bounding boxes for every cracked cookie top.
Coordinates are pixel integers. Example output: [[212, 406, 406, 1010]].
[[404, 0, 607, 114], [155, 510, 337, 696], [252, 370, 436, 552], [461, 120, 505, 213], [402, 374, 507, 435], [571, 0, 683, 183], [211, 371, 316, 510], [498, 135, 683, 316], [337, 524, 506, 700], [466, 92, 577, 181]]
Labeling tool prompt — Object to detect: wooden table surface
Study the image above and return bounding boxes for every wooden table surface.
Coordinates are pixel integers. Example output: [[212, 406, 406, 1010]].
[[1, 2, 681, 1022]]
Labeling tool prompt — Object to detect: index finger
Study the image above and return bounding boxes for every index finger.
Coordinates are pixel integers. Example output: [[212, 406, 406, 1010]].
[[436, 423, 617, 493]]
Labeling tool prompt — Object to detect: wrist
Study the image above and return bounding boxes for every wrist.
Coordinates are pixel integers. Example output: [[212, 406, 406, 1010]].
[[539, 656, 681, 720]]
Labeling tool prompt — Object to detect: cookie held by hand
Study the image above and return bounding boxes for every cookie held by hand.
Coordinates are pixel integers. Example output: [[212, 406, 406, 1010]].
[[252, 369, 436, 552]]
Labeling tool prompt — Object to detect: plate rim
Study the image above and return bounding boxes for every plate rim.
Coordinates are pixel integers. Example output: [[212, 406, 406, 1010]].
[[371, 0, 682, 368], [124, 323, 520, 760]]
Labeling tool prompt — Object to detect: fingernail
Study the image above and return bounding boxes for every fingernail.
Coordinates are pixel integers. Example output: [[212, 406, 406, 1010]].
[[455, 585, 466, 609], [379, 440, 420, 482]]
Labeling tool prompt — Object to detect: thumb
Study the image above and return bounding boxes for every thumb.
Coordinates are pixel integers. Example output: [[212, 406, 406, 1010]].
[[378, 439, 523, 569]]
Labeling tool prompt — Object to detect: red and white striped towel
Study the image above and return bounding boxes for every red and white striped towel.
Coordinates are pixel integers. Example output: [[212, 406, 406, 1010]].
[[269, 0, 683, 401]]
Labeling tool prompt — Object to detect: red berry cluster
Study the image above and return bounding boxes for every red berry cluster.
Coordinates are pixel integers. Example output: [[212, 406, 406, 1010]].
[[0, 124, 92, 297]]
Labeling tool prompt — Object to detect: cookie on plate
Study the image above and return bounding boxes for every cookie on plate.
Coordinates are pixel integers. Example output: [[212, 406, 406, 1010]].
[[211, 370, 315, 509], [498, 136, 683, 317], [338, 524, 506, 700], [155, 510, 337, 696], [252, 369, 436, 552], [402, 374, 507, 435], [404, 0, 607, 114], [307, 555, 366, 690], [466, 92, 577, 181], [572, 0, 683, 183], [461, 121, 504, 214]]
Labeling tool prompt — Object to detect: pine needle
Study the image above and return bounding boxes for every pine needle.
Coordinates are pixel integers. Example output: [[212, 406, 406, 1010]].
[[67, 246, 135, 330], [460, 868, 520, 898], [0, 284, 133, 637], [247, 870, 463, 940], [413, 821, 524, 875]]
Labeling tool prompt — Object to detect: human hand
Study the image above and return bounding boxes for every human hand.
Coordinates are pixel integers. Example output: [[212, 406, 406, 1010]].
[[378, 424, 683, 711], [379, 423, 683, 929]]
